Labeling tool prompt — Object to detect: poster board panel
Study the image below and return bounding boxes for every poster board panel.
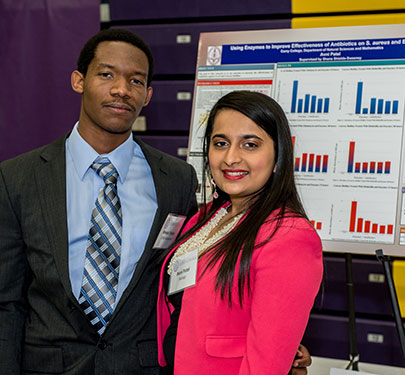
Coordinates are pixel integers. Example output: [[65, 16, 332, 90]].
[[188, 24, 405, 257]]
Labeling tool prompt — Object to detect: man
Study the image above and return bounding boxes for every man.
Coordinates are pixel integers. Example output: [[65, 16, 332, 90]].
[[0, 29, 197, 374], [0, 28, 311, 374]]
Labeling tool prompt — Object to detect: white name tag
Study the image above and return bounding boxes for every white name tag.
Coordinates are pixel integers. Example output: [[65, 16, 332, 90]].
[[153, 213, 186, 249], [330, 369, 377, 375], [168, 249, 198, 295]]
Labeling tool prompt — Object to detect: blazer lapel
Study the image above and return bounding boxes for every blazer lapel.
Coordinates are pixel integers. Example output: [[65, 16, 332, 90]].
[[138, 143, 171, 262], [34, 135, 76, 302], [114, 137, 171, 311]]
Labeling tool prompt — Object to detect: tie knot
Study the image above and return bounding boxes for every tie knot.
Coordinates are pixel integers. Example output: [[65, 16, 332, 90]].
[[92, 160, 118, 185]]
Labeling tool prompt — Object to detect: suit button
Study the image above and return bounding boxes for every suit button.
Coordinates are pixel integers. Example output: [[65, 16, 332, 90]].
[[98, 340, 107, 350], [68, 302, 76, 311]]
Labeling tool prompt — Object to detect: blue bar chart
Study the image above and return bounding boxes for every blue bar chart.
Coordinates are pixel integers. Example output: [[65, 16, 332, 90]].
[[291, 80, 330, 114], [292, 136, 329, 173], [347, 141, 391, 174], [355, 82, 399, 115]]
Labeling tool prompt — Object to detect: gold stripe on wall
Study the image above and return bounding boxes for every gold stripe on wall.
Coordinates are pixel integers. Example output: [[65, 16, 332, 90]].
[[292, 0, 405, 14], [292, 13, 405, 28], [393, 260, 405, 318]]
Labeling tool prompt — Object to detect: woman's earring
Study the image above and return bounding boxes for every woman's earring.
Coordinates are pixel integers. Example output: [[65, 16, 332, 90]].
[[211, 178, 219, 199]]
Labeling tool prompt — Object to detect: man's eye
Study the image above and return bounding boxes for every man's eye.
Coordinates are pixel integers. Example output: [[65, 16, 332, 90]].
[[99, 72, 112, 78], [131, 78, 144, 86]]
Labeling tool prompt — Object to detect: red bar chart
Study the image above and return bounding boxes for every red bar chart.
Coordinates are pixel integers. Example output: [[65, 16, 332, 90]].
[[310, 220, 322, 231], [349, 201, 393, 235]]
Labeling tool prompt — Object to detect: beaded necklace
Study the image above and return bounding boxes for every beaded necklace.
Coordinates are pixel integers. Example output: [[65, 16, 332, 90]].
[[167, 204, 244, 276]]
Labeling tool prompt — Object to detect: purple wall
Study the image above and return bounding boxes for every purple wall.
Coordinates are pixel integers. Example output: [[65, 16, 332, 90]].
[[0, 0, 100, 161], [109, 0, 291, 20]]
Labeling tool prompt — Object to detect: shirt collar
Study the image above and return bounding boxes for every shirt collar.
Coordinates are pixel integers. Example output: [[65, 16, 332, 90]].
[[67, 122, 134, 183]]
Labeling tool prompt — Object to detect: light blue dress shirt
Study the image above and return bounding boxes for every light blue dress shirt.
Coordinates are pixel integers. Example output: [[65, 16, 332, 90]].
[[66, 123, 157, 305]]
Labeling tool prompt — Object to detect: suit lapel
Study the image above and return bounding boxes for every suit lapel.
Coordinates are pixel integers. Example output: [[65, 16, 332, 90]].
[[114, 136, 171, 311], [34, 135, 76, 302], [140, 141, 171, 255]]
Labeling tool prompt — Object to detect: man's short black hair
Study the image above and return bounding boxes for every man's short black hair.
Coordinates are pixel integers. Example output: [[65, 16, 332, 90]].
[[77, 28, 154, 86]]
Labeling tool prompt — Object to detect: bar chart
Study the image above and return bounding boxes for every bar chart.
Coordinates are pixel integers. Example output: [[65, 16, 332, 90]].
[[349, 201, 394, 235], [355, 82, 399, 115], [347, 141, 391, 174], [291, 80, 330, 114], [310, 220, 323, 231], [295, 153, 329, 173], [296, 185, 331, 239], [292, 136, 329, 173]]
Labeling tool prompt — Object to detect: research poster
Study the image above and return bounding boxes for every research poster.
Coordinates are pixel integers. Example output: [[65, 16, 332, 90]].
[[187, 24, 405, 256]]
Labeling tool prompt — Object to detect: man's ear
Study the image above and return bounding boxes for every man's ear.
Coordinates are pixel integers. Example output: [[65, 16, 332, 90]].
[[143, 86, 153, 107], [71, 70, 84, 94]]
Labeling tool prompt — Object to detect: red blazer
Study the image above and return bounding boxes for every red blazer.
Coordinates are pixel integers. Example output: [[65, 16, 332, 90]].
[[157, 204, 323, 375]]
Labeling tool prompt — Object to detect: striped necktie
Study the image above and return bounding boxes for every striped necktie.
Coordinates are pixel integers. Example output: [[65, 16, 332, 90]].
[[79, 159, 122, 335]]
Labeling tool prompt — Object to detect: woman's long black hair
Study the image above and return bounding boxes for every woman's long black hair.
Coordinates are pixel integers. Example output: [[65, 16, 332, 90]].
[[167, 90, 307, 305]]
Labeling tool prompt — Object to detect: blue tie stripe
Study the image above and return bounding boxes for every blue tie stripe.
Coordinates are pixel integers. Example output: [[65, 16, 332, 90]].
[[91, 209, 119, 233], [79, 159, 122, 335], [89, 230, 119, 259], [104, 169, 117, 182], [92, 212, 121, 252], [90, 214, 121, 257], [80, 294, 111, 329], [95, 162, 116, 180], [82, 261, 116, 303], [79, 294, 111, 328], [83, 268, 116, 310], [88, 231, 120, 269], [103, 186, 123, 226], [86, 246, 119, 282], [94, 200, 122, 241], [81, 296, 110, 326], [103, 193, 123, 226], [81, 270, 115, 315], [84, 243, 119, 288]]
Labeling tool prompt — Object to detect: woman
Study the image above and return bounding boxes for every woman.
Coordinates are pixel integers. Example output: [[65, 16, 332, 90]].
[[157, 91, 323, 374]]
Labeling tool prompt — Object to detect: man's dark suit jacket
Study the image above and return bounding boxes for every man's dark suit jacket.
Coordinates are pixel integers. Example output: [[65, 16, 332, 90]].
[[0, 133, 198, 375]]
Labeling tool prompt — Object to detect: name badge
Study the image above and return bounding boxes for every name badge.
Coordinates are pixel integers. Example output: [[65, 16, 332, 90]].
[[168, 249, 198, 295], [153, 213, 186, 249]]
